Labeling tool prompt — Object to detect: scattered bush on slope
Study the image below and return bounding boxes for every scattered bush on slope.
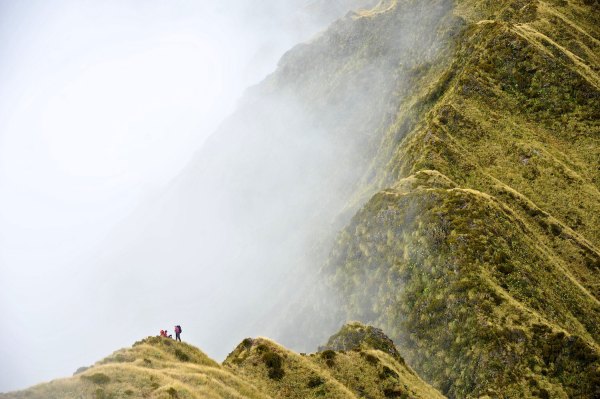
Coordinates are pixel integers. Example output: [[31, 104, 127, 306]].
[[224, 324, 445, 399], [319, 0, 599, 397]]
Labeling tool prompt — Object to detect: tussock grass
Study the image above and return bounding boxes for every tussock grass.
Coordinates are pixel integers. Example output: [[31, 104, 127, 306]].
[[4, 330, 442, 399], [317, 0, 600, 397], [1, 337, 270, 399], [224, 331, 444, 399]]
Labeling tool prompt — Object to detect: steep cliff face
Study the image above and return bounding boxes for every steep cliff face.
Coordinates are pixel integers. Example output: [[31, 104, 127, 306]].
[[172, 0, 599, 396], [320, 0, 600, 397], [189, 0, 461, 238], [168, 0, 464, 348]]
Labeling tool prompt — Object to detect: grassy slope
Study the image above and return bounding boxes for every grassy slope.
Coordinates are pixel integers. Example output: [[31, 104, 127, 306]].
[[0, 337, 270, 399], [224, 322, 444, 399], [2, 325, 443, 399], [324, 0, 600, 398], [266, 0, 467, 350]]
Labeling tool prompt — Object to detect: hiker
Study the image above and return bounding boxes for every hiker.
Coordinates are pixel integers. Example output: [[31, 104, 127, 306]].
[[174, 325, 182, 342], [160, 329, 166, 337]]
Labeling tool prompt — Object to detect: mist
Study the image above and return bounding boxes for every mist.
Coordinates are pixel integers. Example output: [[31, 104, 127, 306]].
[[0, 0, 374, 391], [0, 0, 457, 393]]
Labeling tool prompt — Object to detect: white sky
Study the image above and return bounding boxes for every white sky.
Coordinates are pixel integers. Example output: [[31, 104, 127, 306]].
[[0, 1, 233, 279], [0, 0, 344, 392]]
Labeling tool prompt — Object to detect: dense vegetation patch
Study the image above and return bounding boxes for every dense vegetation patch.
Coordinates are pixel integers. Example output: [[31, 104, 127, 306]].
[[262, 351, 285, 380], [81, 373, 110, 385]]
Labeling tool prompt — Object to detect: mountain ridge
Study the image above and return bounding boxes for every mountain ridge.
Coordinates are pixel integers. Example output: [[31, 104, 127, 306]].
[[1, 323, 443, 399], [317, 0, 600, 397], [6, 0, 600, 397]]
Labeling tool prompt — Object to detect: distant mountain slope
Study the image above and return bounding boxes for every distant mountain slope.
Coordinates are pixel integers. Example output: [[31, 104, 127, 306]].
[[1, 324, 442, 399], [69, 0, 381, 363], [135, 0, 464, 353]]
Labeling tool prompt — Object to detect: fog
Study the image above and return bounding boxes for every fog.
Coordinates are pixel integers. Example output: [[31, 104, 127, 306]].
[[0, 0, 375, 392], [0, 0, 457, 393]]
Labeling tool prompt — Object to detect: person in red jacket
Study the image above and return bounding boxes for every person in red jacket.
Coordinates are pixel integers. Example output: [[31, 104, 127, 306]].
[[174, 325, 182, 342]]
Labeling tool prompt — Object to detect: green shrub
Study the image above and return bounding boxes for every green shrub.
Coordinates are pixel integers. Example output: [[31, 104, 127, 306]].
[[383, 388, 407, 398], [379, 366, 399, 380], [496, 262, 515, 275], [320, 350, 336, 360], [256, 344, 269, 353], [262, 351, 285, 380], [174, 349, 189, 362], [363, 353, 380, 365], [537, 388, 550, 399], [82, 373, 110, 385], [307, 376, 325, 388], [73, 366, 89, 375], [241, 338, 253, 349]]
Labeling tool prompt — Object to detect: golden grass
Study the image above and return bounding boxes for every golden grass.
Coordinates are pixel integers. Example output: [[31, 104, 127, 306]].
[[225, 335, 444, 399], [0, 337, 270, 399]]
